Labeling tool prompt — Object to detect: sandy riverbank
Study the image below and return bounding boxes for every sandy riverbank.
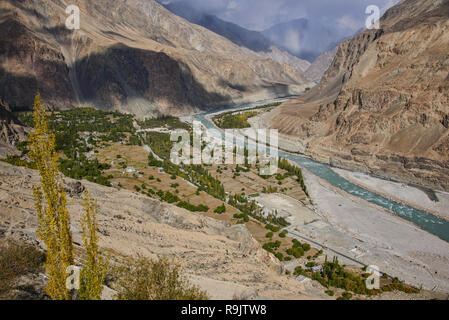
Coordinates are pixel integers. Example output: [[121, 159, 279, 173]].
[[301, 168, 449, 293], [332, 167, 449, 222]]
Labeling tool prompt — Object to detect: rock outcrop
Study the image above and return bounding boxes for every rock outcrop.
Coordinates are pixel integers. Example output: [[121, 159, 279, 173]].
[[0, 0, 311, 117], [0, 99, 28, 158], [270, 0, 449, 191]]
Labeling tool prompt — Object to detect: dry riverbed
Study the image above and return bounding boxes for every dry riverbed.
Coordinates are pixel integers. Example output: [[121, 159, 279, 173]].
[[301, 168, 449, 293]]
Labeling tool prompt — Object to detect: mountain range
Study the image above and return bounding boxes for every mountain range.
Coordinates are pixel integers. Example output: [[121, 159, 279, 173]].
[[160, 1, 339, 83], [159, 0, 312, 72], [0, 0, 312, 117]]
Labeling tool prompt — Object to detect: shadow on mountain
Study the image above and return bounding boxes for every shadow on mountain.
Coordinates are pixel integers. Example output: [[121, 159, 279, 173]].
[[72, 44, 230, 113], [261, 83, 292, 98]]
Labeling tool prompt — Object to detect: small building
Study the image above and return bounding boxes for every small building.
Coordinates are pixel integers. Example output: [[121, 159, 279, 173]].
[[126, 167, 137, 174], [312, 266, 323, 273], [296, 275, 309, 283]]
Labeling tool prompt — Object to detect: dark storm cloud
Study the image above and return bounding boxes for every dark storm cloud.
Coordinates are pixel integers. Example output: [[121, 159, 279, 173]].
[[160, 0, 399, 31]]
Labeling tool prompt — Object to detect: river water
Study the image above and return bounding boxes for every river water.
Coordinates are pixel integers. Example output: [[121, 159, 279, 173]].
[[194, 99, 449, 243]]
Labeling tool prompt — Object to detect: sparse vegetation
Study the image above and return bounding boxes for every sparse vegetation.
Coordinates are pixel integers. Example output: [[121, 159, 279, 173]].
[[137, 115, 191, 131], [177, 201, 209, 212], [0, 241, 45, 297], [212, 102, 282, 129], [214, 204, 226, 214], [114, 256, 208, 300]]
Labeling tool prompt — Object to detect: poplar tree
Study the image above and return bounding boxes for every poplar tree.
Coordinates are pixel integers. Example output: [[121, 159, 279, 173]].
[[29, 93, 74, 300], [79, 190, 107, 300]]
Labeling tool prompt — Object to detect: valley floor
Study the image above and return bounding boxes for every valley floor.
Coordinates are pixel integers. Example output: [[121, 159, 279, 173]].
[[245, 103, 449, 294], [301, 168, 449, 293]]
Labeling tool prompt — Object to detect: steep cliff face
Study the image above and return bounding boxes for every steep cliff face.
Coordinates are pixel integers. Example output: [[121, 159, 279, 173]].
[[271, 0, 449, 191], [0, 99, 28, 157], [0, 0, 310, 117]]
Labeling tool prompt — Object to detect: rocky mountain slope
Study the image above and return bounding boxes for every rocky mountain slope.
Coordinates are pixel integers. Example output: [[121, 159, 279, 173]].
[[0, 99, 28, 158], [305, 48, 338, 83], [0, 161, 327, 300], [269, 0, 449, 191], [0, 0, 311, 117], [160, 1, 311, 73]]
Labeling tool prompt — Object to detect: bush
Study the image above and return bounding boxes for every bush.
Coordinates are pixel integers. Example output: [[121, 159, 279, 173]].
[[114, 257, 208, 300], [306, 262, 316, 268], [302, 243, 311, 252], [279, 230, 288, 238], [325, 290, 335, 297], [265, 232, 274, 239], [337, 292, 353, 300], [0, 241, 45, 296], [214, 204, 226, 214], [265, 224, 280, 232], [177, 201, 209, 212], [275, 252, 284, 261]]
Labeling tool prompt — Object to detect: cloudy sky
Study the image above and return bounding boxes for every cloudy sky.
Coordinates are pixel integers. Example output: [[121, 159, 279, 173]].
[[160, 0, 399, 32]]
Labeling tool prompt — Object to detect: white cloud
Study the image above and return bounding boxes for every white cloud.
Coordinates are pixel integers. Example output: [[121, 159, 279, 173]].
[[283, 29, 302, 53], [336, 15, 360, 32]]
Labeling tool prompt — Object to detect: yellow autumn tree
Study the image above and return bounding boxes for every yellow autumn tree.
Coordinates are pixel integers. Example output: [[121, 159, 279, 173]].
[[29, 93, 74, 300], [79, 190, 107, 300]]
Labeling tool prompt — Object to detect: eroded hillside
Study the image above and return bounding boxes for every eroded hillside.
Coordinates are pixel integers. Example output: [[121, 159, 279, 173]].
[[0, 161, 328, 300], [270, 0, 449, 191]]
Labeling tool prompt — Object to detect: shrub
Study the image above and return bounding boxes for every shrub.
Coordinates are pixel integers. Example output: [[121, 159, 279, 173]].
[[114, 257, 208, 300], [306, 262, 316, 268], [177, 201, 209, 212], [337, 292, 353, 300], [265, 232, 274, 239], [275, 252, 284, 261], [265, 224, 280, 232], [214, 204, 226, 214], [0, 241, 45, 296], [302, 243, 311, 251], [325, 290, 335, 297]]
